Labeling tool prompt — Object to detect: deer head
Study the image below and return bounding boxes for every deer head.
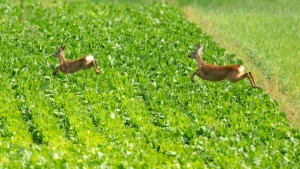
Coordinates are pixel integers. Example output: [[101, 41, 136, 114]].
[[188, 44, 203, 59], [54, 45, 65, 58]]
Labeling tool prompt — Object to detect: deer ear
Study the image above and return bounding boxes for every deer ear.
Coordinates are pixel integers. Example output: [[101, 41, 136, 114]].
[[61, 45, 65, 50], [197, 45, 204, 55], [198, 44, 204, 51]]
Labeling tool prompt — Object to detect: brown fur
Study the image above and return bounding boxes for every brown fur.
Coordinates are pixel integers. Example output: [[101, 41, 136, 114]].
[[52, 46, 100, 76], [188, 44, 257, 88]]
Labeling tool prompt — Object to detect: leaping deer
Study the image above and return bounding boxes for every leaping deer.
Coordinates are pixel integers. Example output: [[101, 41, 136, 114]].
[[52, 45, 100, 76], [188, 44, 258, 88]]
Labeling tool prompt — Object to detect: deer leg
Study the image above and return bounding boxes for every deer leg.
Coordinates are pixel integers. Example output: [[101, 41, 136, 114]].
[[190, 69, 204, 83], [93, 60, 100, 74], [83, 60, 100, 74], [248, 72, 257, 88], [232, 73, 257, 88], [52, 66, 60, 76], [191, 69, 207, 83], [84, 61, 94, 69], [190, 71, 197, 83]]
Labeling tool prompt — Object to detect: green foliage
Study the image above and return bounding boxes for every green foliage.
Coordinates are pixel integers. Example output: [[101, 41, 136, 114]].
[[0, 1, 299, 168], [182, 0, 300, 127], [191, 0, 300, 94]]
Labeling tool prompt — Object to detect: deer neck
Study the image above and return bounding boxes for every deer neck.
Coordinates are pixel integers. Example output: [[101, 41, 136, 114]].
[[195, 57, 203, 68], [59, 54, 66, 65]]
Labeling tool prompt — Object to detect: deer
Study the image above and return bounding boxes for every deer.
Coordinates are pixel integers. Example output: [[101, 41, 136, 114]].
[[52, 45, 100, 76], [188, 44, 258, 88]]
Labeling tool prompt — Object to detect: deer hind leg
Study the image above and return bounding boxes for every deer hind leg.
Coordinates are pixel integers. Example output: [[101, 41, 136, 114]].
[[83, 61, 94, 69], [248, 72, 257, 88], [92, 59, 100, 74], [231, 72, 257, 88], [82, 60, 100, 74]]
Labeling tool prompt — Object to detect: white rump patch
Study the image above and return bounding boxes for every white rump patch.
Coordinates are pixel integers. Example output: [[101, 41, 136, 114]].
[[238, 66, 245, 73], [86, 55, 94, 62]]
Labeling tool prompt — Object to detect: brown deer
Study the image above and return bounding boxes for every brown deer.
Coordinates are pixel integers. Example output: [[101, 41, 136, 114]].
[[188, 44, 257, 88], [52, 45, 100, 76]]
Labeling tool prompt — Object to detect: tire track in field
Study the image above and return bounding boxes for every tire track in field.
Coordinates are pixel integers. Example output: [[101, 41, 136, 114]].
[[0, 117, 13, 138], [44, 86, 80, 144], [10, 78, 46, 145], [19, 102, 45, 145], [2, 91, 35, 144], [54, 111, 79, 143]]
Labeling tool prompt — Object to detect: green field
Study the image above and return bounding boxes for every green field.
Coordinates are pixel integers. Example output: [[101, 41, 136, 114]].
[[0, 0, 299, 168], [181, 0, 300, 128]]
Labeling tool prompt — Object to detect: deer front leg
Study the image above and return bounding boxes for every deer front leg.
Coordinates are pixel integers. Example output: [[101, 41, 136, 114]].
[[190, 69, 203, 83], [52, 66, 60, 76], [190, 71, 197, 83]]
